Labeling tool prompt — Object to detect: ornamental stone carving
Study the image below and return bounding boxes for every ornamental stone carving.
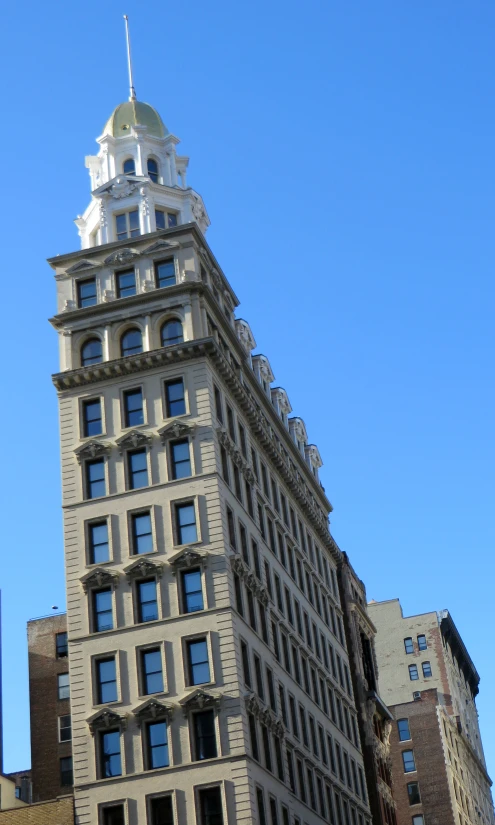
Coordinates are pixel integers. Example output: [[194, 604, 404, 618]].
[[133, 698, 174, 725], [64, 299, 76, 311], [109, 176, 139, 199], [124, 558, 163, 582], [80, 567, 119, 593], [168, 548, 208, 570], [88, 708, 127, 734], [234, 319, 257, 354], [180, 689, 221, 713], [159, 421, 194, 442], [104, 248, 140, 266], [74, 440, 111, 463], [142, 239, 179, 255], [103, 289, 115, 302], [306, 444, 323, 469], [66, 259, 99, 275], [230, 554, 248, 578], [245, 693, 263, 717], [192, 196, 206, 223], [116, 429, 152, 454]]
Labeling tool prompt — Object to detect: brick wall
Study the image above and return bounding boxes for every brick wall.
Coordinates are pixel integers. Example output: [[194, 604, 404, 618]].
[[0, 796, 74, 825], [389, 689, 455, 825], [28, 615, 72, 802]]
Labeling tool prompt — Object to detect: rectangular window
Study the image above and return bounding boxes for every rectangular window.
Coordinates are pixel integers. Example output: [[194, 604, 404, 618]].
[[286, 748, 295, 792], [297, 758, 306, 803], [181, 568, 204, 613], [409, 664, 419, 681], [226, 405, 236, 442], [234, 574, 244, 616], [289, 695, 299, 738], [146, 720, 169, 769], [193, 709, 217, 760], [254, 654, 264, 700], [261, 725, 272, 772], [256, 788, 267, 825], [102, 806, 125, 825], [89, 521, 109, 564], [279, 685, 288, 726], [246, 588, 257, 631], [402, 749, 416, 772], [412, 817, 424, 825], [238, 423, 247, 457], [141, 648, 164, 695], [404, 637, 414, 654], [128, 449, 148, 489], [131, 511, 153, 555], [137, 579, 158, 622], [165, 379, 186, 417], [117, 269, 136, 298], [299, 705, 309, 747], [83, 398, 102, 436], [220, 446, 230, 485], [239, 523, 249, 564], [56, 632, 68, 658], [269, 797, 279, 825], [59, 714, 71, 742], [407, 782, 421, 805], [176, 502, 197, 545], [271, 621, 280, 661], [214, 385, 223, 423], [93, 588, 113, 632], [116, 208, 139, 240], [97, 657, 117, 704], [198, 786, 224, 825], [261, 463, 269, 498], [60, 756, 73, 786], [150, 796, 174, 825], [241, 641, 251, 687], [417, 634, 427, 650], [100, 729, 121, 777], [187, 638, 210, 685], [422, 661, 432, 677], [257, 501, 266, 539], [155, 209, 178, 230], [249, 714, 259, 760], [77, 278, 97, 308], [266, 668, 276, 711], [155, 260, 176, 288], [58, 672, 69, 700], [86, 458, 105, 499], [171, 439, 191, 478], [123, 388, 144, 427]]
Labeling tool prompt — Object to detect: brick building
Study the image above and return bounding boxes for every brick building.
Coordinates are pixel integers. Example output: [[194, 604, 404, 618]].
[[27, 614, 72, 802], [0, 795, 74, 825], [369, 599, 494, 825]]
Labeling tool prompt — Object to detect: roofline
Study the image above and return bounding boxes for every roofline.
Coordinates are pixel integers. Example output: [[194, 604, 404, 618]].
[[439, 610, 480, 693]]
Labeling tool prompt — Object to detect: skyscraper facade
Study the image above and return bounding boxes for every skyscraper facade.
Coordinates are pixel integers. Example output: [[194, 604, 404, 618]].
[[49, 94, 374, 825]]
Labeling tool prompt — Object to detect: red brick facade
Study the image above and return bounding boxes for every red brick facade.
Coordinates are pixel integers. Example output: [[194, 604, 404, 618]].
[[28, 615, 72, 802]]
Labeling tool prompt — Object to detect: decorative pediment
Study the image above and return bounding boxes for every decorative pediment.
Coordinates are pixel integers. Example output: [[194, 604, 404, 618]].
[[88, 708, 127, 734], [142, 239, 180, 256], [116, 429, 152, 454], [74, 440, 111, 463], [158, 420, 195, 443], [305, 444, 323, 469], [104, 247, 140, 267], [289, 417, 308, 445], [271, 387, 292, 416], [66, 259, 101, 275], [235, 319, 257, 354], [180, 688, 221, 713], [133, 698, 174, 725], [253, 354, 275, 384], [168, 548, 208, 570], [124, 557, 163, 582], [80, 567, 120, 593]]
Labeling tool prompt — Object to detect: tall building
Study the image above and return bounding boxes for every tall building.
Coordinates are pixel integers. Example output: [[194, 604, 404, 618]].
[[48, 87, 375, 824], [27, 614, 72, 801], [369, 599, 494, 825], [337, 553, 396, 825]]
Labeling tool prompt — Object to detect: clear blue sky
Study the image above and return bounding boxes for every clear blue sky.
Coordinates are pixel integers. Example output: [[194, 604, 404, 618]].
[[1, 0, 494, 781]]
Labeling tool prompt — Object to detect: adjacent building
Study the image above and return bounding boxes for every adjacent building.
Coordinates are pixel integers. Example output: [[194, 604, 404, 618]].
[[369, 599, 494, 825], [47, 90, 375, 825], [27, 615, 72, 802]]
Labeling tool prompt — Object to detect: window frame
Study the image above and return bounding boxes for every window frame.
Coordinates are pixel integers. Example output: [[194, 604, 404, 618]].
[[98, 801, 128, 825], [408, 664, 419, 681], [57, 672, 70, 700], [122, 385, 146, 429], [60, 755, 73, 787], [58, 714, 72, 743], [84, 457, 107, 500], [77, 277, 97, 308], [183, 633, 214, 688], [146, 793, 177, 825], [172, 498, 201, 546], [155, 259, 177, 290], [404, 637, 414, 654], [143, 718, 171, 771], [397, 718, 411, 741], [189, 707, 220, 762], [179, 566, 206, 614], [85, 517, 112, 565], [91, 586, 115, 633], [115, 208, 140, 241], [128, 507, 156, 557], [169, 437, 193, 480], [116, 268, 137, 299], [55, 632, 68, 659], [137, 642, 167, 697], [92, 652, 121, 706], [402, 749, 416, 773], [163, 376, 187, 419], [97, 727, 124, 779], [194, 782, 227, 825], [422, 661, 432, 678], [81, 395, 104, 438], [81, 336, 103, 367], [134, 576, 161, 624], [126, 447, 151, 490]]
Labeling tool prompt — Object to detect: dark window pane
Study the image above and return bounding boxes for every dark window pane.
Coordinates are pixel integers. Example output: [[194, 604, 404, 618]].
[[132, 512, 153, 555], [199, 787, 223, 825], [188, 639, 210, 685], [168, 213, 178, 227], [194, 710, 217, 760], [121, 328, 143, 357], [165, 379, 185, 416], [101, 730, 121, 777], [60, 756, 73, 786], [171, 439, 191, 479], [86, 459, 105, 498], [176, 503, 197, 544], [397, 718, 411, 741], [103, 805, 125, 825], [81, 338, 103, 366], [89, 521, 109, 564], [404, 637, 414, 654], [83, 399, 102, 436], [138, 579, 158, 622], [156, 260, 176, 289], [150, 796, 174, 825], [407, 782, 421, 805], [162, 320, 183, 346], [402, 749, 416, 772], [409, 665, 419, 681], [148, 721, 169, 768], [94, 588, 113, 632], [128, 449, 148, 489], [129, 209, 140, 236], [182, 569, 204, 613], [116, 213, 127, 240], [117, 269, 136, 298], [123, 158, 135, 174], [147, 158, 159, 182], [155, 209, 166, 230], [77, 278, 97, 308], [417, 634, 427, 650], [98, 658, 117, 704], [56, 632, 68, 658], [422, 661, 432, 677], [142, 648, 164, 694], [124, 389, 144, 427]]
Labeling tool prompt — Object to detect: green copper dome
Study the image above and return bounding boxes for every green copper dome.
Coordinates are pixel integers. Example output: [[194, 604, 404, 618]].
[[103, 100, 168, 138]]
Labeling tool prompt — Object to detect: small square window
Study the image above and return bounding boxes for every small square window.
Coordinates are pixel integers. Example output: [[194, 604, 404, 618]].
[[117, 269, 136, 298], [404, 637, 414, 654], [77, 278, 97, 308], [131, 511, 153, 555], [58, 673, 70, 700], [165, 379, 186, 417], [181, 569, 204, 613], [60, 756, 73, 786], [149, 796, 174, 825], [59, 714, 72, 742], [89, 521, 109, 564], [56, 632, 68, 658], [141, 648, 164, 695], [187, 638, 210, 685], [83, 398, 102, 437], [123, 389, 144, 427], [102, 805, 125, 825], [155, 260, 176, 289], [175, 502, 198, 545], [170, 439, 191, 479], [412, 817, 424, 825], [128, 449, 148, 489]]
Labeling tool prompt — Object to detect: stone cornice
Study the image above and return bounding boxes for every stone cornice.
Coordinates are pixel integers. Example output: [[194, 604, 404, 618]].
[[350, 600, 376, 637]]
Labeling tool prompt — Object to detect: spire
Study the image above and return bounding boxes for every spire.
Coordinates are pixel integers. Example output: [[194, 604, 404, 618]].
[[123, 15, 136, 101]]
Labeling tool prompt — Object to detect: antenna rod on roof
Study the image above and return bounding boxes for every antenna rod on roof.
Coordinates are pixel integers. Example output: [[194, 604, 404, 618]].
[[123, 15, 136, 101]]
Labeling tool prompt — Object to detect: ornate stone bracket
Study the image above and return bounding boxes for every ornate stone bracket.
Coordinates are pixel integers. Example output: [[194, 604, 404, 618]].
[[168, 547, 208, 572], [244, 693, 285, 738], [116, 429, 153, 454], [124, 558, 163, 583], [88, 708, 127, 734], [133, 698, 174, 725], [179, 688, 221, 715], [158, 420, 195, 443], [104, 247, 140, 266], [75, 440, 112, 464], [80, 567, 120, 593]]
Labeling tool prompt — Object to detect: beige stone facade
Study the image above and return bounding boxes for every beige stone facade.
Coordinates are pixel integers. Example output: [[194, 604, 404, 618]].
[[369, 599, 493, 825]]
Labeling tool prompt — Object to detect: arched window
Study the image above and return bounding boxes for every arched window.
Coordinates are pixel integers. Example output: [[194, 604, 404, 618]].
[[121, 329, 143, 357], [81, 338, 103, 367], [161, 320, 183, 346], [147, 158, 159, 183], [123, 158, 136, 175]]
